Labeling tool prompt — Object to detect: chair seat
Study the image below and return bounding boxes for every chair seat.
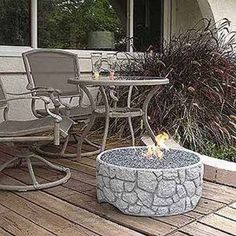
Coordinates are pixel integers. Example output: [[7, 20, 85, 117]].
[[0, 117, 55, 137]]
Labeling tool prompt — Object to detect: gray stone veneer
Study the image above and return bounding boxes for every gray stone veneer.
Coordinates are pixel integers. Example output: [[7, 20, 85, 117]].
[[96, 148, 203, 216]]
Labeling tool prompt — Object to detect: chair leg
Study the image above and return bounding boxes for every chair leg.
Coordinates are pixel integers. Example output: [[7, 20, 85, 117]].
[[0, 154, 71, 191], [128, 116, 135, 146], [26, 156, 39, 188], [77, 113, 97, 159], [101, 115, 110, 152], [60, 135, 70, 156]]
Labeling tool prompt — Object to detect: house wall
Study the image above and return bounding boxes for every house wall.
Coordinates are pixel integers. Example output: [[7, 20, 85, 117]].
[[172, 0, 236, 33], [172, 0, 204, 34], [206, 0, 236, 30]]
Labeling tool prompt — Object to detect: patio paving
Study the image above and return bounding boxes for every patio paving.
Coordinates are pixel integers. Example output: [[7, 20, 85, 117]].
[[0, 138, 235, 236]]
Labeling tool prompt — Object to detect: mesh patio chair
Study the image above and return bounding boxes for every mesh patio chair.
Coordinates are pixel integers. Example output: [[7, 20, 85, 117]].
[[22, 49, 104, 159], [0, 80, 72, 191]]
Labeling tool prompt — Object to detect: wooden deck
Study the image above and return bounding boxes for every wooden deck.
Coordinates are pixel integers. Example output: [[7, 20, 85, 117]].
[[0, 138, 236, 236]]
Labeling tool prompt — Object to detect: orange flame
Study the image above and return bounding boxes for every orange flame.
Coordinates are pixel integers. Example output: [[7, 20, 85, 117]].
[[146, 132, 169, 159]]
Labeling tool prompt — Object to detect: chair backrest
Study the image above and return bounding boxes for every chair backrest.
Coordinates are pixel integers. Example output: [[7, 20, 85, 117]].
[[22, 49, 80, 96]]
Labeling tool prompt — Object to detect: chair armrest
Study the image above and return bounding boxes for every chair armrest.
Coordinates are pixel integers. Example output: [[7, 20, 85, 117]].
[[5, 96, 62, 122]]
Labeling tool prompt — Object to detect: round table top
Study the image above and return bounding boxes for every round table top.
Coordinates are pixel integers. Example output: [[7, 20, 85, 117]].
[[68, 75, 169, 86]]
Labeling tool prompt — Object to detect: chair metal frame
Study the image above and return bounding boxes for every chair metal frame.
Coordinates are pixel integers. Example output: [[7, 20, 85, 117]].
[[0, 82, 71, 191], [22, 49, 102, 159]]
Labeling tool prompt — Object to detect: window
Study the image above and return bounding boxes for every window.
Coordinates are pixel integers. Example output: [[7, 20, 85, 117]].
[[0, 0, 31, 46], [38, 0, 126, 51], [0, 0, 164, 52], [134, 0, 163, 51]]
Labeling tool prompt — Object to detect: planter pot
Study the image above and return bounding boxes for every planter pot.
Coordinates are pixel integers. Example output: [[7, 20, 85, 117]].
[[96, 147, 203, 216], [88, 31, 115, 50]]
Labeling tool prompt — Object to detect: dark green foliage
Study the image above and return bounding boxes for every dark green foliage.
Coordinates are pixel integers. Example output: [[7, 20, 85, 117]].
[[38, 0, 124, 49], [118, 19, 236, 159], [0, 0, 30, 46], [205, 142, 236, 162]]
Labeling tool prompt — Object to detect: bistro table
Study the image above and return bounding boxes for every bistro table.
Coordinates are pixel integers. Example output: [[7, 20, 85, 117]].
[[68, 75, 169, 156]]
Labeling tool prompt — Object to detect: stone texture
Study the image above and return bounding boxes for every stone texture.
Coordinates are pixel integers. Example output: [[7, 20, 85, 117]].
[[128, 205, 141, 214], [184, 181, 196, 197], [138, 171, 157, 192], [103, 187, 115, 202], [110, 179, 123, 192], [186, 166, 200, 180], [169, 198, 186, 214], [153, 196, 173, 206], [122, 192, 138, 204], [136, 189, 153, 207], [157, 180, 176, 198], [173, 194, 180, 203], [177, 185, 187, 198], [96, 150, 203, 216], [116, 169, 136, 181], [157, 207, 169, 215], [124, 182, 135, 192], [140, 206, 155, 216], [163, 170, 179, 180], [115, 198, 129, 209], [185, 197, 192, 210], [191, 195, 200, 207], [103, 176, 110, 188], [178, 169, 186, 183]]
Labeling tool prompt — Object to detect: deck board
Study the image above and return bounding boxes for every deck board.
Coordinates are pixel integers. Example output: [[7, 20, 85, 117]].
[[0, 140, 236, 236], [199, 214, 236, 235], [180, 221, 232, 236]]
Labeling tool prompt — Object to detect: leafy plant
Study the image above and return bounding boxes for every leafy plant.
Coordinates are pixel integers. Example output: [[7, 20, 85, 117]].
[[116, 19, 236, 159]]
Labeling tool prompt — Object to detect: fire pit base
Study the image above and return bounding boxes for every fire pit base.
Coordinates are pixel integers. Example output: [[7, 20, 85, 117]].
[[96, 147, 203, 216]]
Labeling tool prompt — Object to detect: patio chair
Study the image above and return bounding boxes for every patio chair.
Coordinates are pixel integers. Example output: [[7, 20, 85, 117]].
[[22, 49, 103, 158], [0, 80, 72, 191]]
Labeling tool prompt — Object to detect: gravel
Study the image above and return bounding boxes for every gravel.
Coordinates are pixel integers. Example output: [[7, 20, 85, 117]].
[[100, 147, 200, 169]]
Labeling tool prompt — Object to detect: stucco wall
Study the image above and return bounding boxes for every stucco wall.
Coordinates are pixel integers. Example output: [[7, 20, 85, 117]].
[[172, 0, 204, 34], [172, 0, 236, 33], [206, 0, 236, 30]]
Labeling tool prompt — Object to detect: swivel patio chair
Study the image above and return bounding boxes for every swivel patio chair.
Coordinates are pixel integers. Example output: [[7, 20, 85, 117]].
[[22, 49, 103, 159], [0, 80, 72, 191]]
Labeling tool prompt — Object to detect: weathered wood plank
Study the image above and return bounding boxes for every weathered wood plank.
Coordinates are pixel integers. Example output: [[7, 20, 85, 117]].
[[230, 202, 236, 210], [50, 158, 96, 176], [180, 221, 231, 236], [0, 227, 12, 236], [169, 232, 189, 236], [17, 191, 143, 236], [153, 214, 194, 228], [0, 205, 54, 236], [202, 182, 236, 204], [65, 193, 177, 236], [200, 214, 236, 235], [4, 167, 97, 198], [0, 188, 97, 236], [183, 211, 203, 219], [216, 206, 236, 221], [193, 198, 225, 215]]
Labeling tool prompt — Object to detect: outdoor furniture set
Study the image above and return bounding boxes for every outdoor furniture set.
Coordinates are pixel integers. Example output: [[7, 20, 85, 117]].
[[0, 49, 203, 217]]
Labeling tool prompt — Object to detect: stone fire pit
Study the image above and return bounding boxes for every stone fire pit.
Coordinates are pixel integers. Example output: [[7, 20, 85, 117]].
[[96, 147, 203, 216]]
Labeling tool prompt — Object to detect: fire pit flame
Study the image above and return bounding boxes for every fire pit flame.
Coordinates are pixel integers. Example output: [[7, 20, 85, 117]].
[[146, 132, 169, 158]]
